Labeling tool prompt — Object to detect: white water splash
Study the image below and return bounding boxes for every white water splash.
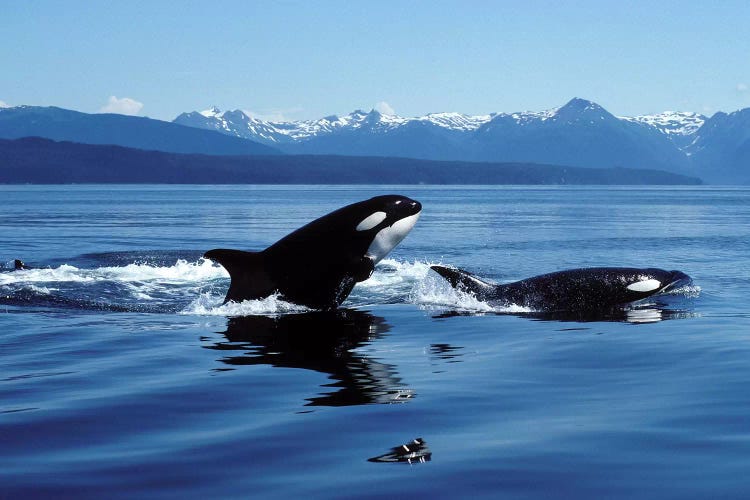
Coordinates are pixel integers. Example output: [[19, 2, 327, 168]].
[[27, 285, 54, 295], [3, 257, 698, 316], [409, 271, 533, 313], [663, 284, 702, 298], [0, 265, 96, 285], [355, 258, 534, 313], [0, 259, 227, 286], [181, 292, 310, 316], [363, 258, 435, 288]]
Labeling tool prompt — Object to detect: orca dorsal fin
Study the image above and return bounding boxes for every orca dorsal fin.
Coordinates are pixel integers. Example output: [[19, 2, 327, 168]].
[[204, 249, 277, 303], [430, 265, 496, 297]]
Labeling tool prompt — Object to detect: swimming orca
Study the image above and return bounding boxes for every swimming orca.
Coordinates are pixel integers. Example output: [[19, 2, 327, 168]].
[[13, 259, 31, 270], [205, 195, 422, 309], [430, 265, 692, 312], [1, 259, 31, 271]]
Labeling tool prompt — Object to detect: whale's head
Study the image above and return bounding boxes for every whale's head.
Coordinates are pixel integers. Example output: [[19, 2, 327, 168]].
[[268, 194, 421, 280], [353, 195, 422, 263]]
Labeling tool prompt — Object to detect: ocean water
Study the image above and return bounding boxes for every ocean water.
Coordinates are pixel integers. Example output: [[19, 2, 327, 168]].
[[1, 185, 749, 499]]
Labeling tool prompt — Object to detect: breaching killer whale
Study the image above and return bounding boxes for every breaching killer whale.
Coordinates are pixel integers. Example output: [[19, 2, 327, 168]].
[[430, 265, 692, 312], [205, 195, 422, 309]]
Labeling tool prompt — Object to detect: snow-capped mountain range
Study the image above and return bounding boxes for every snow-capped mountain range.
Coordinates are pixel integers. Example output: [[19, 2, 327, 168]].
[[181, 106, 498, 143], [175, 97, 741, 180], [622, 111, 705, 137], [2, 98, 747, 183], [176, 99, 706, 149]]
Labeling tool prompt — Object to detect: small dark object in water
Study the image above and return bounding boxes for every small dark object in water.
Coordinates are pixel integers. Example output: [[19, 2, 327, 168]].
[[2, 259, 31, 271], [14, 259, 30, 270], [368, 438, 432, 464]]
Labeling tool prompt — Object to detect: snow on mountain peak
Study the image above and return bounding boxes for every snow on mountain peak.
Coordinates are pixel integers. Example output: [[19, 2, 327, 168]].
[[621, 111, 706, 136], [504, 106, 561, 125], [175, 100, 712, 150], [419, 112, 494, 130], [562, 97, 602, 111], [199, 106, 222, 118]]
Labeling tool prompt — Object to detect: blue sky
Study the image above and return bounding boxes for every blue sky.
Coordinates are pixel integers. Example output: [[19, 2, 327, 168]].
[[2, 0, 749, 121]]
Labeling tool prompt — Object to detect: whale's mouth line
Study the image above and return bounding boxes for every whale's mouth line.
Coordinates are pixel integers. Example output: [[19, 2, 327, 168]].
[[658, 274, 693, 294]]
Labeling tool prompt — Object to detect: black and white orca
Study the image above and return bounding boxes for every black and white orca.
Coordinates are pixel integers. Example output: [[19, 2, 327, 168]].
[[205, 195, 422, 309], [1, 259, 31, 271], [430, 265, 692, 312], [14, 259, 31, 271]]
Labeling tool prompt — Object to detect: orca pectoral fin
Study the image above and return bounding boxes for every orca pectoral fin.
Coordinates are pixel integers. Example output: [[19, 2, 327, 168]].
[[430, 265, 496, 296], [352, 256, 375, 282], [204, 249, 276, 303]]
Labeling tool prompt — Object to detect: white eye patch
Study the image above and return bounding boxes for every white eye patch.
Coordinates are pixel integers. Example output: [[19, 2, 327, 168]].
[[626, 279, 661, 292], [356, 211, 387, 231]]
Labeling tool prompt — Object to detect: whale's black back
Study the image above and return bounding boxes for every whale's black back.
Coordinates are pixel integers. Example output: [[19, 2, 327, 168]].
[[431, 265, 691, 312]]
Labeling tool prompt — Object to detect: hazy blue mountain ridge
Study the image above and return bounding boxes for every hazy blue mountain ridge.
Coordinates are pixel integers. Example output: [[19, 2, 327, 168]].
[[687, 108, 750, 184], [0, 137, 701, 185], [0, 106, 279, 156], [2, 99, 748, 183], [467, 99, 689, 173], [175, 98, 750, 183]]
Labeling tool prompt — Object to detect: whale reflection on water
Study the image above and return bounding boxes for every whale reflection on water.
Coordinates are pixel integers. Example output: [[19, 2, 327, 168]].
[[368, 437, 432, 464], [432, 304, 698, 324], [205, 309, 414, 407]]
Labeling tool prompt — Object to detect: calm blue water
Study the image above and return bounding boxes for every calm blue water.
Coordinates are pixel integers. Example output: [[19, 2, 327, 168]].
[[1, 185, 749, 499]]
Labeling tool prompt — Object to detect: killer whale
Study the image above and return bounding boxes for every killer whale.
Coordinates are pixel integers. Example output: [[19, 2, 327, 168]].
[[205, 195, 421, 309], [430, 265, 692, 312], [1, 259, 31, 271]]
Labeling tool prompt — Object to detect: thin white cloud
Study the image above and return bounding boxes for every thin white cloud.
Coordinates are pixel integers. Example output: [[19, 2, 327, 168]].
[[737, 83, 749, 93], [99, 96, 143, 116], [374, 101, 395, 115], [0, 100, 9, 108]]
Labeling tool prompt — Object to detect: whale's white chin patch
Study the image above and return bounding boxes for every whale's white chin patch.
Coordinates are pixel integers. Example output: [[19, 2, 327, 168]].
[[627, 279, 661, 293], [366, 212, 420, 263]]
